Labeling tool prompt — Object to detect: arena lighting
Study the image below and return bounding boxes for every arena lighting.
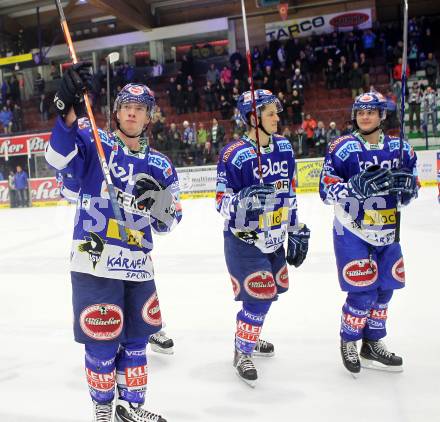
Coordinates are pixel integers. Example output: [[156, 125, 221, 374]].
[[75, 0, 88, 4]]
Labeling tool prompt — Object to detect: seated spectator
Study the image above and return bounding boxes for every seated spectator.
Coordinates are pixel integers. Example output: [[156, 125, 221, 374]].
[[290, 89, 304, 125], [313, 121, 327, 157], [349, 62, 364, 99], [326, 121, 341, 145], [0, 105, 13, 134]]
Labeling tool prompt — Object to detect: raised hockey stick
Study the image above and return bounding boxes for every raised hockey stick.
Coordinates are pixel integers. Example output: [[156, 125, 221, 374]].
[[54, 0, 127, 242], [395, 0, 408, 243], [240, 0, 264, 181]]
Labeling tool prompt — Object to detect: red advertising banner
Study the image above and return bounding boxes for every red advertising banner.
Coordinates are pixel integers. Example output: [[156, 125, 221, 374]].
[[0, 177, 64, 208], [0, 132, 51, 158]]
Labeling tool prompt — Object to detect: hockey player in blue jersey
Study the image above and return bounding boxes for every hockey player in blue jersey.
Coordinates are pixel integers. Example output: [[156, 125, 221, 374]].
[[216, 89, 310, 387], [56, 171, 176, 356], [46, 63, 181, 422], [319, 92, 419, 375]]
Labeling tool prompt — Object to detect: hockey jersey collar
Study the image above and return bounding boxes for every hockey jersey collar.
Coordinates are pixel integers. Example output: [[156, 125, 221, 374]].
[[242, 133, 274, 154], [353, 130, 385, 150], [112, 132, 150, 157]]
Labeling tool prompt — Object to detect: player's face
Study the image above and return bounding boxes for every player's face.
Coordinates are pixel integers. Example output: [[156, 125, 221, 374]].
[[260, 103, 280, 134], [356, 109, 381, 132], [117, 103, 150, 136]]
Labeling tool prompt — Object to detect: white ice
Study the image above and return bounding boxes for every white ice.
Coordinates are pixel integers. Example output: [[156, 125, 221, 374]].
[[0, 188, 439, 422]]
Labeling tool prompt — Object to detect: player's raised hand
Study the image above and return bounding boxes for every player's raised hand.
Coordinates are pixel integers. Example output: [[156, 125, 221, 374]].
[[53, 62, 93, 118]]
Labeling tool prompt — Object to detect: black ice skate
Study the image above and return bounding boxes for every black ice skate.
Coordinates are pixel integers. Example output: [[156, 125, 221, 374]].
[[92, 400, 113, 422], [233, 349, 258, 388], [253, 339, 275, 357], [149, 331, 174, 355], [115, 400, 167, 422], [340, 339, 361, 375], [360, 339, 403, 372]]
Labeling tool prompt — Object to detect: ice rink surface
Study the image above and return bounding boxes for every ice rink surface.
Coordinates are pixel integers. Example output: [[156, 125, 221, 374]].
[[0, 187, 439, 422]]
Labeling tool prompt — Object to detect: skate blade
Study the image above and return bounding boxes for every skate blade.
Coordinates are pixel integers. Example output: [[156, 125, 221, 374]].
[[360, 357, 403, 372], [252, 351, 275, 358], [150, 344, 174, 355], [235, 372, 257, 388]]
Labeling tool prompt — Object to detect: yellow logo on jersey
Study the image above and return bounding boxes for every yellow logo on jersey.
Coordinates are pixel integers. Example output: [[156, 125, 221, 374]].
[[259, 207, 289, 228], [363, 209, 397, 226], [106, 219, 145, 247]]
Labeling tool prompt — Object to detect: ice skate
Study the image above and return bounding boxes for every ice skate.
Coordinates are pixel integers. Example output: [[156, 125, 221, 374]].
[[149, 331, 174, 355], [360, 339, 403, 372], [340, 339, 361, 376], [233, 349, 258, 388], [115, 399, 167, 422], [92, 400, 113, 422], [253, 339, 274, 357]]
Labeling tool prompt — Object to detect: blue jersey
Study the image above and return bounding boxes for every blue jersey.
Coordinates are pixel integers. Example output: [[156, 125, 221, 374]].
[[319, 131, 418, 246], [216, 134, 297, 253], [46, 116, 182, 281]]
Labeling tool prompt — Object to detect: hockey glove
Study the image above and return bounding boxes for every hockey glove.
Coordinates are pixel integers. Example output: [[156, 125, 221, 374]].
[[389, 168, 418, 205], [135, 174, 176, 227], [235, 184, 276, 220], [286, 223, 310, 268], [53, 62, 93, 118], [347, 165, 392, 200]]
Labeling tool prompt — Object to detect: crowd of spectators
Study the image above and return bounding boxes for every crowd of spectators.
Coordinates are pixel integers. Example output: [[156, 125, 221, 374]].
[[0, 75, 24, 134]]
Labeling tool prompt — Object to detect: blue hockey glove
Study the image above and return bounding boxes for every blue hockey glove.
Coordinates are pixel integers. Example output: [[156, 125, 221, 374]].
[[389, 168, 418, 205], [347, 165, 392, 200], [54, 62, 93, 118], [235, 184, 276, 220], [286, 223, 310, 267]]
